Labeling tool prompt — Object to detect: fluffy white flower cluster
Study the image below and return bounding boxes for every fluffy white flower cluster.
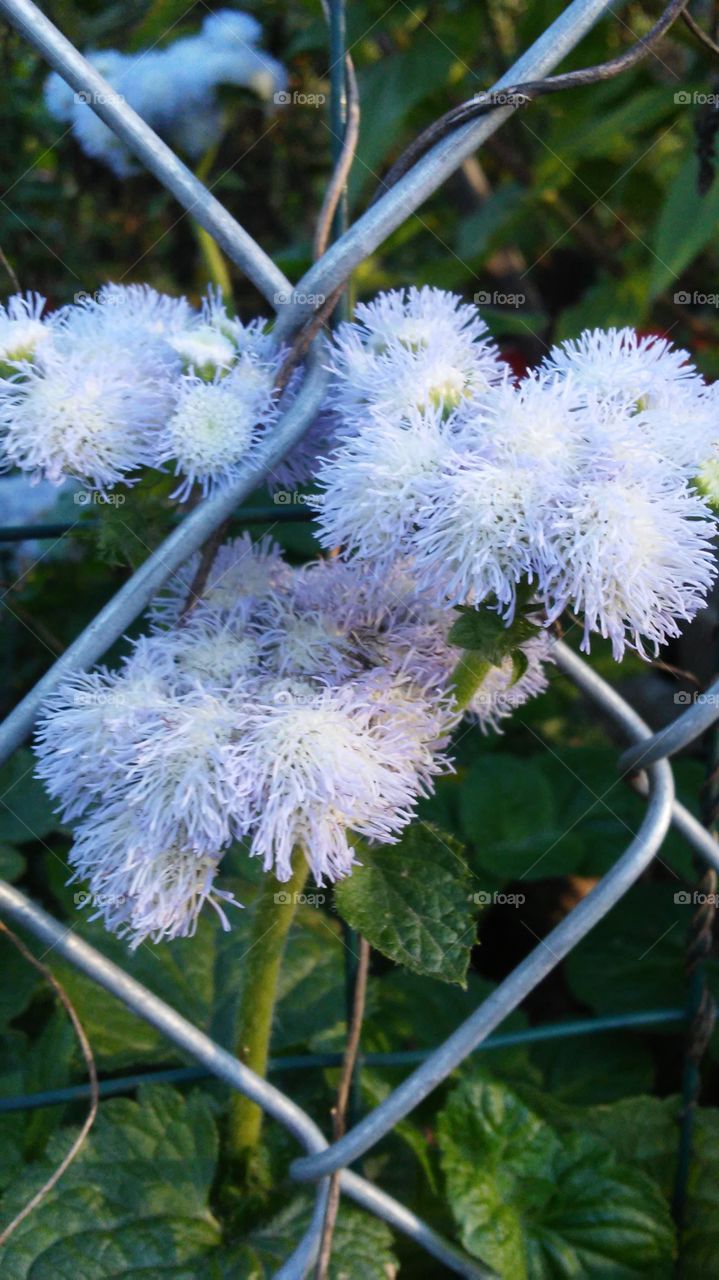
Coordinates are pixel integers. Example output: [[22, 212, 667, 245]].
[[0, 285, 306, 497], [44, 10, 286, 176], [314, 288, 719, 659], [37, 538, 551, 945]]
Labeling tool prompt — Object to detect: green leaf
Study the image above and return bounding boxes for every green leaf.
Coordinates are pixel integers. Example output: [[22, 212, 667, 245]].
[[565, 885, 719, 1026], [272, 905, 346, 1052], [576, 1096, 719, 1273], [447, 603, 539, 662], [459, 754, 578, 881], [349, 31, 457, 203], [580, 1096, 679, 1200], [0, 934, 41, 1029], [531, 1032, 654, 1105], [0, 749, 59, 843], [438, 1076, 675, 1277], [49, 915, 221, 1069], [334, 823, 477, 985], [242, 1197, 398, 1278], [0, 1085, 221, 1278], [650, 152, 719, 298], [683, 1108, 719, 1274], [456, 183, 525, 262], [548, 87, 673, 165], [0, 843, 25, 883]]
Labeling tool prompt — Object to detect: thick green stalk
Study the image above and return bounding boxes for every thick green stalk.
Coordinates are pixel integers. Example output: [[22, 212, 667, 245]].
[[228, 854, 309, 1159]]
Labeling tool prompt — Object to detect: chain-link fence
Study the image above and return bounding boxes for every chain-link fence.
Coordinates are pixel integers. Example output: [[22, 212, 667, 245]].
[[1, 0, 718, 1275]]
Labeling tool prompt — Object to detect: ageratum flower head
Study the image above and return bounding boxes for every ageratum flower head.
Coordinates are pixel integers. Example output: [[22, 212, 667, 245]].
[[0, 292, 55, 368], [240, 673, 450, 883], [0, 304, 178, 489], [38, 544, 516, 943], [316, 299, 719, 659], [44, 11, 287, 177], [329, 286, 507, 424], [69, 805, 240, 947], [158, 371, 265, 500], [542, 326, 703, 412], [0, 285, 296, 499], [149, 531, 292, 628], [541, 466, 717, 658], [312, 404, 456, 566]]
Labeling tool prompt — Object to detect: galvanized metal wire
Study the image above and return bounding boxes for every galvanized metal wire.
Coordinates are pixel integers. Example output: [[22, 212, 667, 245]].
[[0, 0, 715, 1274]]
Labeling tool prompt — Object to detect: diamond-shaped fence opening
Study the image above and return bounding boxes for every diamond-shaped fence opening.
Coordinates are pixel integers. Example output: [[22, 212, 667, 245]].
[[0, 0, 718, 1275]]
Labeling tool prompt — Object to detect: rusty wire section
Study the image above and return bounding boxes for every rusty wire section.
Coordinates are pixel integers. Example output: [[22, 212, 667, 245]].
[[0, 0, 718, 1275]]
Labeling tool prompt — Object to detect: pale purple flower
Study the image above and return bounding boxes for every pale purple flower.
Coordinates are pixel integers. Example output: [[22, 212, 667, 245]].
[[541, 468, 717, 658], [329, 287, 506, 424], [69, 805, 240, 948], [240, 672, 450, 883], [149, 532, 291, 628]]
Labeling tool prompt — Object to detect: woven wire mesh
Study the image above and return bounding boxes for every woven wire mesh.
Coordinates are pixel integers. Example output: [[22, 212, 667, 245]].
[[1, 0, 718, 1275]]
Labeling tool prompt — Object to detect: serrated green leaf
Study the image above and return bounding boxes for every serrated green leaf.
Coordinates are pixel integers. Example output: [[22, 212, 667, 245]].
[[580, 1096, 680, 1199], [569, 1096, 719, 1275], [334, 824, 477, 985], [438, 1076, 676, 1277], [0, 1085, 221, 1279]]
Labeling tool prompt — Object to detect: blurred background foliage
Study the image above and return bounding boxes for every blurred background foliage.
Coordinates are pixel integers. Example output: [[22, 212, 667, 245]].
[[2, 0, 719, 1274], [1, 0, 718, 369]]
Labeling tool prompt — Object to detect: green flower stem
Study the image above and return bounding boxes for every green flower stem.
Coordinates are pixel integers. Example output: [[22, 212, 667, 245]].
[[194, 224, 233, 300], [449, 651, 492, 713], [193, 141, 233, 301], [228, 853, 309, 1159]]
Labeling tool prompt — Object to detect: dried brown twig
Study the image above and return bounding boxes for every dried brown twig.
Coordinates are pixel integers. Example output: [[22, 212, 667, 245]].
[[0, 922, 98, 1247], [314, 936, 371, 1279]]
